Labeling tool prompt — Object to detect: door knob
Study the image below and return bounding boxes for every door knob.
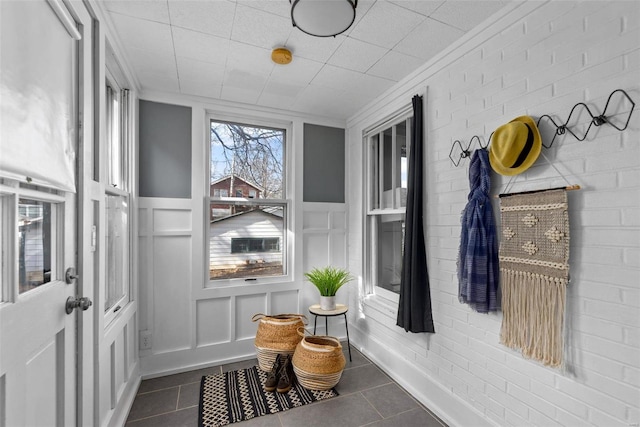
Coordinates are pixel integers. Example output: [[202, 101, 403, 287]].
[[66, 296, 92, 314]]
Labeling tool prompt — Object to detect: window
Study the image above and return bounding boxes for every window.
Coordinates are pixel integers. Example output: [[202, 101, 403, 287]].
[[104, 61, 132, 318], [209, 119, 287, 282], [1, 189, 62, 302], [364, 109, 412, 296], [105, 194, 128, 311], [18, 199, 54, 294], [231, 238, 280, 253]]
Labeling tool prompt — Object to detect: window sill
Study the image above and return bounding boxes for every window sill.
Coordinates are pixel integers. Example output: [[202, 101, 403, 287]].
[[363, 288, 399, 320]]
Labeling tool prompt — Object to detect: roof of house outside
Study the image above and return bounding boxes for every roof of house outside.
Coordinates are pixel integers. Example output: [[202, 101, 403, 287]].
[[211, 207, 283, 224], [210, 174, 263, 192]]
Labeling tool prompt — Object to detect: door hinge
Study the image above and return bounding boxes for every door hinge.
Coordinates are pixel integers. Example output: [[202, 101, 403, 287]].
[[91, 225, 97, 252]]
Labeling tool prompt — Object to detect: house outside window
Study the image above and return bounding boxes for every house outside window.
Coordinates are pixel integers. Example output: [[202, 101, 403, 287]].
[[364, 109, 412, 297], [208, 119, 287, 282]]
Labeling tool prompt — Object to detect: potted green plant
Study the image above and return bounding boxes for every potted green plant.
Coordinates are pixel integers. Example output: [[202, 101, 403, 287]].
[[304, 266, 353, 311]]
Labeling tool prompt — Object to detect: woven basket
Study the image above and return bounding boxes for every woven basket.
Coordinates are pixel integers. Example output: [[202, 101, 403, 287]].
[[292, 327, 346, 390], [252, 313, 307, 371]]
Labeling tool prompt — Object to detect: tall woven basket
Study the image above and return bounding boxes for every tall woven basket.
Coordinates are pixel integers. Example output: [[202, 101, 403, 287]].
[[252, 313, 307, 371], [292, 328, 346, 391]]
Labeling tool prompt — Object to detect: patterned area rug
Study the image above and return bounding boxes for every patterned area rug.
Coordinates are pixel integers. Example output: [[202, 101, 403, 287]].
[[198, 366, 338, 427]]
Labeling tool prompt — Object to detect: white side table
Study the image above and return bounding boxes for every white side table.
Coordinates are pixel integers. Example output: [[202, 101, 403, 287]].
[[308, 303, 352, 361]]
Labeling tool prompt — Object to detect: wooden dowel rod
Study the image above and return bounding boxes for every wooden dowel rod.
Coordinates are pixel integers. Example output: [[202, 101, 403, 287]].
[[497, 185, 581, 198]]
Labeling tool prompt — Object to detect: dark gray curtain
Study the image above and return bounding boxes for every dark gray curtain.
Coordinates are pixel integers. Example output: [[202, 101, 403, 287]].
[[396, 95, 435, 333]]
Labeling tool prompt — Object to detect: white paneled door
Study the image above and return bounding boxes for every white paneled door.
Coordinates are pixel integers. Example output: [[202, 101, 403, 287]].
[[0, 0, 90, 425]]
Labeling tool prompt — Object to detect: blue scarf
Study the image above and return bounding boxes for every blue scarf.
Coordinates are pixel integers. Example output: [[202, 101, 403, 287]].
[[457, 149, 499, 313]]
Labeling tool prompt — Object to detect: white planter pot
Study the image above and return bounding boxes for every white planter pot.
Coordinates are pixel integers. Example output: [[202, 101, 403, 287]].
[[320, 296, 336, 311]]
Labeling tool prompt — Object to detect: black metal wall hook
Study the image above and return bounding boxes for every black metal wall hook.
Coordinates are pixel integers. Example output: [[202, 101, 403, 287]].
[[450, 88, 636, 166], [448, 134, 491, 167], [536, 88, 635, 149]]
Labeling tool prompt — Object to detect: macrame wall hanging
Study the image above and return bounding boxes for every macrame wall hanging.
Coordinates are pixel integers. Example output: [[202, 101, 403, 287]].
[[498, 188, 570, 368]]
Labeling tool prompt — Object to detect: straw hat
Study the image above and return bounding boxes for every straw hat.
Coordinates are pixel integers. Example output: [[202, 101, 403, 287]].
[[489, 116, 542, 176]]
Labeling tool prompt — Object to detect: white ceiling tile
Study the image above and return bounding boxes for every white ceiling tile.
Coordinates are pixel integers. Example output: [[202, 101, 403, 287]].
[[367, 50, 426, 81], [430, 1, 505, 31], [172, 27, 230, 66], [125, 47, 178, 78], [344, 0, 377, 35], [394, 17, 464, 61], [284, 31, 347, 63], [180, 79, 222, 99], [257, 80, 306, 110], [168, 0, 236, 38], [262, 79, 306, 98], [237, 0, 291, 18], [103, 0, 170, 24], [226, 42, 274, 76], [293, 85, 368, 119], [268, 56, 323, 85], [136, 70, 180, 93], [177, 57, 226, 84], [327, 38, 388, 73], [348, 1, 426, 48], [223, 68, 268, 92], [231, 4, 293, 49], [388, 0, 446, 17], [110, 14, 174, 54], [220, 85, 261, 105], [311, 64, 395, 96]]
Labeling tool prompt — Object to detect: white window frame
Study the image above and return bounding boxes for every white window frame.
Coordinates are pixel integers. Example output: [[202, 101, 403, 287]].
[[363, 106, 413, 302], [0, 181, 66, 303], [206, 114, 292, 288], [103, 188, 130, 324], [102, 60, 132, 324]]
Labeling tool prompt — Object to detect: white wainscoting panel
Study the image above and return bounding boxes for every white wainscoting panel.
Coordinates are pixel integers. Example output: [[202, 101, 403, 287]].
[[235, 294, 265, 340], [153, 235, 192, 353], [270, 290, 299, 315], [153, 209, 192, 232], [196, 298, 231, 347]]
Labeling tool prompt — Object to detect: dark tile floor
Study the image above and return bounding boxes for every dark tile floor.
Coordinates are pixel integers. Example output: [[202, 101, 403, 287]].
[[125, 345, 447, 427]]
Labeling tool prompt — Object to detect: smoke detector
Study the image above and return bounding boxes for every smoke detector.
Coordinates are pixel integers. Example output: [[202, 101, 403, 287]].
[[271, 47, 293, 65]]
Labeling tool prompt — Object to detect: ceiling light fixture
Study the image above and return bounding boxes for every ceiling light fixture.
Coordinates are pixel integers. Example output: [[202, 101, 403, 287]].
[[290, 0, 357, 38], [271, 47, 293, 64]]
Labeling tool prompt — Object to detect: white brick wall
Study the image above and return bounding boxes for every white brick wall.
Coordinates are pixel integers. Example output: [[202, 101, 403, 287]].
[[347, 1, 640, 426]]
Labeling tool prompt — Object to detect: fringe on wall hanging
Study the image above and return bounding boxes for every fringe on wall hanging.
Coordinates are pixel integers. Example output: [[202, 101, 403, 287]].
[[498, 189, 570, 368]]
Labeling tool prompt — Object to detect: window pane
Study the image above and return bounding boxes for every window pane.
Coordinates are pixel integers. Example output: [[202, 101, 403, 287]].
[[210, 121, 284, 200], [369, 135, 379, 210], [18, 199, 52, 294], [365, 110, 412, 295], [210, 203, 285, 280], [397, 120, 408, 209], [105, 194, 128, 311], [106, 85, 129, 190], [375, 216, 404, 294]]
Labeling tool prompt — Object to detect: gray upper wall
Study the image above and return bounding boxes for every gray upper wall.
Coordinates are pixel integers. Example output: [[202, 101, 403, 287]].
[[303, 123, 345, 203], [138, 100, 192, 198]]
